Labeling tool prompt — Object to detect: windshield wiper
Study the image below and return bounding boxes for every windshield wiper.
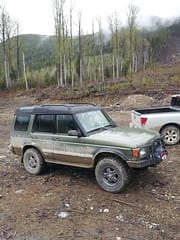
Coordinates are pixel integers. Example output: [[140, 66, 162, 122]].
[[88, 124, 116, 133], [103, 123, 117, 129]]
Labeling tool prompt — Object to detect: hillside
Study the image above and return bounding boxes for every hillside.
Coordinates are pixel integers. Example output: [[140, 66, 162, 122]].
[[18, 34, 55, 69], [0, 20, 180, 91], [16, 21, 180, 72], [160, 21, 180, 64]]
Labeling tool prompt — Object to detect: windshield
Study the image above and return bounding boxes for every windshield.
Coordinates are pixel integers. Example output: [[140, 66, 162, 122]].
[[76, 110, 115, 133]]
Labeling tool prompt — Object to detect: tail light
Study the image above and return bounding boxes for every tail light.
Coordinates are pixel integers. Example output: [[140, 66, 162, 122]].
[[140, 117, 147, 126]]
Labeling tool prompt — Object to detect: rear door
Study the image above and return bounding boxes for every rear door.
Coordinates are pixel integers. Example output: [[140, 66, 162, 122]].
[[31, 114, 55, 160]]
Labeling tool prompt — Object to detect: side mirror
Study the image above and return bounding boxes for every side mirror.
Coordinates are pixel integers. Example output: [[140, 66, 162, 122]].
[[68, 130, 81, 137]]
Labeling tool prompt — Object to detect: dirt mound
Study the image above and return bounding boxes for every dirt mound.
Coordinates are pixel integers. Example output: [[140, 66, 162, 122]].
[[160, 95, 173, 106], [120, 94, 154, 110], [104, 94, 173, 111]]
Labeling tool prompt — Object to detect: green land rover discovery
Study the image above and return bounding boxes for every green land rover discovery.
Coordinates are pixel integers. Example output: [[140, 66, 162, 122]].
[[10, 104, 167, 193]]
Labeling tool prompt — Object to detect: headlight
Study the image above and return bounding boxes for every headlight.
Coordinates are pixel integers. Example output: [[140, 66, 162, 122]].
[[139, 148, 147, 158], [132, 148, 148, 159]]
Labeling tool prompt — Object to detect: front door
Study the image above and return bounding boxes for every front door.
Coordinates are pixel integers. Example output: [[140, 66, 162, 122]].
[[53, 114, 90, 167]]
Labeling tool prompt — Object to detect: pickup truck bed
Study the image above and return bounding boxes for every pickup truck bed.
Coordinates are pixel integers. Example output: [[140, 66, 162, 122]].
[[136, 107, 178, 114], [130, 95, 180, 145]]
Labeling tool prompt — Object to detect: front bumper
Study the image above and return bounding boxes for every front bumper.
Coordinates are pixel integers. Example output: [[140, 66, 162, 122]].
[[127, 154, 167, 168]]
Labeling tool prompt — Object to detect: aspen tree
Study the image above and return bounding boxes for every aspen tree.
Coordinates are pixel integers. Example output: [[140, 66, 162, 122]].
[[77, 10, 83, 85], [53, 0, 65, 86], [96, 17, 104, 88], [127, 4, 139, 79], [108, 12, 122, 80], [0, 6, 9, 88]]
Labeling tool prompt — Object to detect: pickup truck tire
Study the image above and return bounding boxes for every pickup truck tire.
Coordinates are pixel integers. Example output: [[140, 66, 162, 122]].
[[23, 148, 45, 175], [161, 125, 180, 145], [95, 157, 130, 193]]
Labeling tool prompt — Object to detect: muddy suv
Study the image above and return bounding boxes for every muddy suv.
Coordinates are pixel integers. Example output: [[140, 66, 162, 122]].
[[10, 104, 167, 193]]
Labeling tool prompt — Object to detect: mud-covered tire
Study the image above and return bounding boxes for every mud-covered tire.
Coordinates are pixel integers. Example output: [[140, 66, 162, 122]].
[[23, 148, 45, 175], [161, 125, 180, 145], [95, 157, 130, 193]]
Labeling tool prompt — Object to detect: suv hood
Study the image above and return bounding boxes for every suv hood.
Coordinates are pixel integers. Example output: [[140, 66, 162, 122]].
[[88, 127, 159, 148]]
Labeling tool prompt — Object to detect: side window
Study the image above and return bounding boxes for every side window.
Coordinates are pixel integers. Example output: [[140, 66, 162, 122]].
[[14, 115, 30, 131], [32, 115, 55, 133], [57, 115, 76, 134]]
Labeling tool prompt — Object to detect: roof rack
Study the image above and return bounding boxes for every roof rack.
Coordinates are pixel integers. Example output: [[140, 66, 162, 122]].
[[15, 103, 100, 115]]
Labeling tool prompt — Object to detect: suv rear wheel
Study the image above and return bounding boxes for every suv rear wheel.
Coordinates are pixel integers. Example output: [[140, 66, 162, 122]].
[[23, 148, 45, 175], [95, 157, 130, 193]]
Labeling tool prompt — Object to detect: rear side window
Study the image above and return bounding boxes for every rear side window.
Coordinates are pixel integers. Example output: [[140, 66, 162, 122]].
[[171, 96, 180, 107], [14, 115, 30, 131], [32, 115, 55, 133]]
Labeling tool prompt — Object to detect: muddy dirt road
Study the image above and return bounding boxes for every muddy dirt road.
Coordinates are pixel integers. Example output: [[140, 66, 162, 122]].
[[0, 94, 179, 240]]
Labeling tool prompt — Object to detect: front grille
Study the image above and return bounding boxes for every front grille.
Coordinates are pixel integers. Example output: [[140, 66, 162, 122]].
[[152, 139, 166, 160]]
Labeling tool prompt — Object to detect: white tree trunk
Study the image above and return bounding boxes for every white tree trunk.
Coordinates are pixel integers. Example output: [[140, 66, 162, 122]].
[[22, 53, 28, 90]]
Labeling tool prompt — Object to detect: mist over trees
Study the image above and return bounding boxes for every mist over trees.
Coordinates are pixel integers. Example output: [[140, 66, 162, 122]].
[[0, 1, 179, 90]]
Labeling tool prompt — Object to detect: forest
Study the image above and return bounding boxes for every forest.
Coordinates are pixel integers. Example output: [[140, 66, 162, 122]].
[[0, 1, 180, 92]]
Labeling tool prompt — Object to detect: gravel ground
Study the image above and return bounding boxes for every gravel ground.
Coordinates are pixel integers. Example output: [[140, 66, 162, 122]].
[[0, 94, 179, 240]]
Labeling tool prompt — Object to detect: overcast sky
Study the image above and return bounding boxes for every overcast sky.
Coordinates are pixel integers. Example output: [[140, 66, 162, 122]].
[[1, 0, 180, 35]]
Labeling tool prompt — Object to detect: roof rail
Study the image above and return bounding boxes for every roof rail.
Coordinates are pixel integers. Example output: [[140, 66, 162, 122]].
[[40, 104, 71, 107], [68, 102, 96, 106]]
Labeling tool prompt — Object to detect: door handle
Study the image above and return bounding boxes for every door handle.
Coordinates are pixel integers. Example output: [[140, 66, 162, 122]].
[[53, 137, 62, 141]]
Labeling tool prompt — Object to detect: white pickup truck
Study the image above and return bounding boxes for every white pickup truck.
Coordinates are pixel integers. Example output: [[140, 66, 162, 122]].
[[130, 95, 180, 145]]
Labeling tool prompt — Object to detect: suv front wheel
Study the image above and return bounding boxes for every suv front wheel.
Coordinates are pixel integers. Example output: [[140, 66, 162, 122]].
[[95, 157, 130, 193], [23, 148, 45, 175]]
